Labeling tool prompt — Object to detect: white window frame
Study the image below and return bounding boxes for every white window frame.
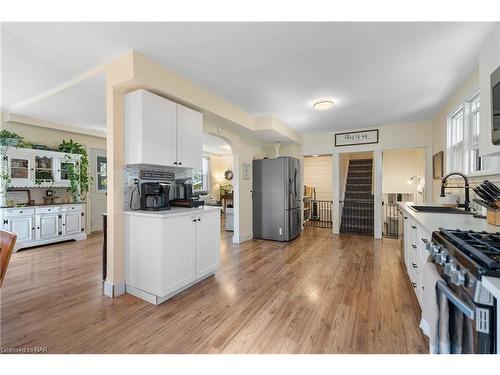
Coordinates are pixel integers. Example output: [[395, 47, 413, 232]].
[[193, 156, 210, 192], [446, 90, 500, 177]]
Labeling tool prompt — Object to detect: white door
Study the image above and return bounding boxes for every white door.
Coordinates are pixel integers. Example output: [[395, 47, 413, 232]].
[[8, 153, 34, 186], [195, 213, 220, 278], [177, 104, 202, 169], [38, 213, 61, 240], [90, 149, 107, 232], [163, 215, 196, 294], [142, 91, 177, 166], [64, 211, 83, 236], [5, 216, 35, 245]]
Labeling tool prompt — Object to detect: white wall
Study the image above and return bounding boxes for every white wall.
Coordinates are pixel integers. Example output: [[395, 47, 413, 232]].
[[203, 120, 265, 243], [304, 156, 333, 201], [208, 155, 233, 201], [382, 148, 425, 196]]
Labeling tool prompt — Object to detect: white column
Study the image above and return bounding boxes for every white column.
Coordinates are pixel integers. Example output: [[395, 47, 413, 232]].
[[373, 149, 383, 239], [332, 152, 340, 234]]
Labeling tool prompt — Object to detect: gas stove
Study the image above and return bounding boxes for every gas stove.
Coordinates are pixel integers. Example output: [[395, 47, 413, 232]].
[[431, 229, 500, 279], [428, 228, 498, 354]]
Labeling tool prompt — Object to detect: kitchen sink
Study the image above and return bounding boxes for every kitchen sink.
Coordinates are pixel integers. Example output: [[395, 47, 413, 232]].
[[408, 205, 474, 215]]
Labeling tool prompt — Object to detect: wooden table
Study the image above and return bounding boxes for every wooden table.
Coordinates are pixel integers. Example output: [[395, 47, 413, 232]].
[[220, 193, 233, 213]]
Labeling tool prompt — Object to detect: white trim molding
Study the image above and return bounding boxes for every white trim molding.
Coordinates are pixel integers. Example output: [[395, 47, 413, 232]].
[[103, 280, 126, 298]]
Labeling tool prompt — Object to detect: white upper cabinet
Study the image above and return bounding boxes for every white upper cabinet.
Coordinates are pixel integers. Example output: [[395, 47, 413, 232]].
[[124, 89, 203, 169], [7, 152, 34, 186], [177, 104, 203, 170], [4, 148, 81, 188], [479, 30, 500, 157]]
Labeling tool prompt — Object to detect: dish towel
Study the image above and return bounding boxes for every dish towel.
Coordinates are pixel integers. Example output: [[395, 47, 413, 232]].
[[420, 258, 443, 354], [437, 288, 451, 354]]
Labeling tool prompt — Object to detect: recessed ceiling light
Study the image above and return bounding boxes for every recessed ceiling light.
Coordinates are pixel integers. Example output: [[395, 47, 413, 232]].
[[313, 100, 334, 111], [221, 145, 231, 151]]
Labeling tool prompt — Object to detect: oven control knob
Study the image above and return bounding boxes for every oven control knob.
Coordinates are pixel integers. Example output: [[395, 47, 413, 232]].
[[451, 269, 466, 286], [444, 259, 457, 276], [426, 243, 441, 255], [436, 251, 449, 265]]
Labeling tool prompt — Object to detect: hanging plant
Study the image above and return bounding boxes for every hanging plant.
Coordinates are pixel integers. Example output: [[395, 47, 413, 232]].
[[58, 139, 93, 202], [0, 145, 11, 206]]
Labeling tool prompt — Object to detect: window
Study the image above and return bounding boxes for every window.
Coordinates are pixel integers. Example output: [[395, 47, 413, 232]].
[[193, 156, 209, 192], [446, 92, 500, 175], [447, 105, 465, 174], [96, 156, 107, 192]]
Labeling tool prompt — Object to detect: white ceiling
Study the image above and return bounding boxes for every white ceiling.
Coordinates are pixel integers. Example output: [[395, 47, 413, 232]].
[[202, 133, 232, 156], [2, 22, 498, 133], [13, 73, 106, 131]]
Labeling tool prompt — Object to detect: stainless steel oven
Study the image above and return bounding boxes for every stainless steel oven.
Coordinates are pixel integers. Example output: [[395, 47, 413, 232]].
[[428, 229, 497, 354]]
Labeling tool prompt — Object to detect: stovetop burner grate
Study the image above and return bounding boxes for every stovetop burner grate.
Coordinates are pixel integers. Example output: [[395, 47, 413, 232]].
[[439, 229, 500, 270]]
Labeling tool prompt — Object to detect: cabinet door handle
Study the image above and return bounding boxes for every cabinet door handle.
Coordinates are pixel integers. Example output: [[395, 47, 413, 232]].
[[411, 225, 417, 229], [174, 162, 178, 165], [178, 162, 182, 165], [197, 218, 201, 221], [192, 219, 197, 222], [412, 282, 417, 288], [412, 263, 417, 268], [421, 238, 428, 244], [411, 244, 417, 249]]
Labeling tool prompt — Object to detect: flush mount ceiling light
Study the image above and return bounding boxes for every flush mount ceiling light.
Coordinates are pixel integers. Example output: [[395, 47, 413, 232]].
[[313, 100, 334, 111]]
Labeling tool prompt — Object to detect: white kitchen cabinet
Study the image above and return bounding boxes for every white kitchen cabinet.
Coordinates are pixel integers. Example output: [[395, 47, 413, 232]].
[[124, 89, 203, 169], [38, 212, 61, 241], [479, 30, 500, 157], [124, 208, 221, 305], [3, 148, 81, 188], [4, 215, 36, 246], [177, 104, 203, 170], [195, 212, 221, 278], [7, 153, 34, 186], [163, 215, 196, 294], [0, 204, 86, 251], [63, 210, 83, 236], [124, 89, 177, 167], [54, 156, 77, 186]]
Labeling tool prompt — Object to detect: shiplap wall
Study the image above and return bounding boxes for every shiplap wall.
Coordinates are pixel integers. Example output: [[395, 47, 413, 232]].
[[304, 156, 333, 201]]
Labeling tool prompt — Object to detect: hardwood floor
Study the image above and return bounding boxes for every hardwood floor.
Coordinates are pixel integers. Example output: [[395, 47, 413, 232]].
[[0, 226, 428, 354]]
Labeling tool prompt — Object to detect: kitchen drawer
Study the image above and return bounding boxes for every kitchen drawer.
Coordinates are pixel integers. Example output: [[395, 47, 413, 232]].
[[3, 208, 36, 217], [61, 204, 83, 212], [36, 206, 61, 214]]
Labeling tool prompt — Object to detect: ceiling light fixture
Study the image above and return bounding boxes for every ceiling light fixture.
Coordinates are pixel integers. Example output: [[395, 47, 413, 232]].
[[313, 100, 334, 111]]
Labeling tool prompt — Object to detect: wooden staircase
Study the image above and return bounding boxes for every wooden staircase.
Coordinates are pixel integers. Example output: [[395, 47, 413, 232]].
[[340, 159, 374, 235]]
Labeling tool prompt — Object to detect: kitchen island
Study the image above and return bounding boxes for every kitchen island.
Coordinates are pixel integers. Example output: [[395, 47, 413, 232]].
[[124, 206, 221, 305]]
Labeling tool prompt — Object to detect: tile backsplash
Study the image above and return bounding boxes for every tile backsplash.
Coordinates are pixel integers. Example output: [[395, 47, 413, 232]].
[[123, 164, 191, 210]]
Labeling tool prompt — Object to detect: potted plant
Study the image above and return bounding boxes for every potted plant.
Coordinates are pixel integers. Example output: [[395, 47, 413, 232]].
[[0, 129, 24, 147], [58, 139, 93, 202]]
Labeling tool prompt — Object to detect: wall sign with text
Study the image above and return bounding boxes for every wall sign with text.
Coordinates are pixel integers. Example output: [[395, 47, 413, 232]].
[[334, 129, 379, 147]]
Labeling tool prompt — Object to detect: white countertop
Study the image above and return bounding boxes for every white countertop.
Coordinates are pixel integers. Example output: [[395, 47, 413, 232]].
[[398, 202, 500, 234], [400, 201, 500, 302], [123, 206, 221, 218]]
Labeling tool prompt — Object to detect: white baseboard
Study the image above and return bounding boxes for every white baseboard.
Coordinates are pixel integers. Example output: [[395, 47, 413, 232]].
[[103, 280, 126, 298], [233, 232, 253, 244]]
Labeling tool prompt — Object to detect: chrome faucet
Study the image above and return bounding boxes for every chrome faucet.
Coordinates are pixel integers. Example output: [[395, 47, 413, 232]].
[[440, 172, 471, 211]]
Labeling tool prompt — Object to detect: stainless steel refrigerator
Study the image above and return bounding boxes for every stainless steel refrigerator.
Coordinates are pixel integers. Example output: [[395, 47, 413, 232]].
[[253, 156, 302, 241]]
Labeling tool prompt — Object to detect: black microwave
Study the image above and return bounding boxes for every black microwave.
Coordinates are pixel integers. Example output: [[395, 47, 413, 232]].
[[492, 65, 500, 145]]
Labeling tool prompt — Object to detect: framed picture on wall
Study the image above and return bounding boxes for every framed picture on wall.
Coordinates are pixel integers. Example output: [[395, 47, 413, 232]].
[[433, 151, 444, 180]]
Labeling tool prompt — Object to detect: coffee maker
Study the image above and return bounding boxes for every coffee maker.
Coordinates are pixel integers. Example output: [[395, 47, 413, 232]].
[[174, 178, 193, 200], [171, 178, 204, 208], [139, 182, 171, 211]]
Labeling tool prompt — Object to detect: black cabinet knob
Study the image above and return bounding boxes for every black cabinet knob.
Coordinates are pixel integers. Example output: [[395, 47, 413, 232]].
[[197, 218, 201, 221], [179, 162, 182, 165]]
